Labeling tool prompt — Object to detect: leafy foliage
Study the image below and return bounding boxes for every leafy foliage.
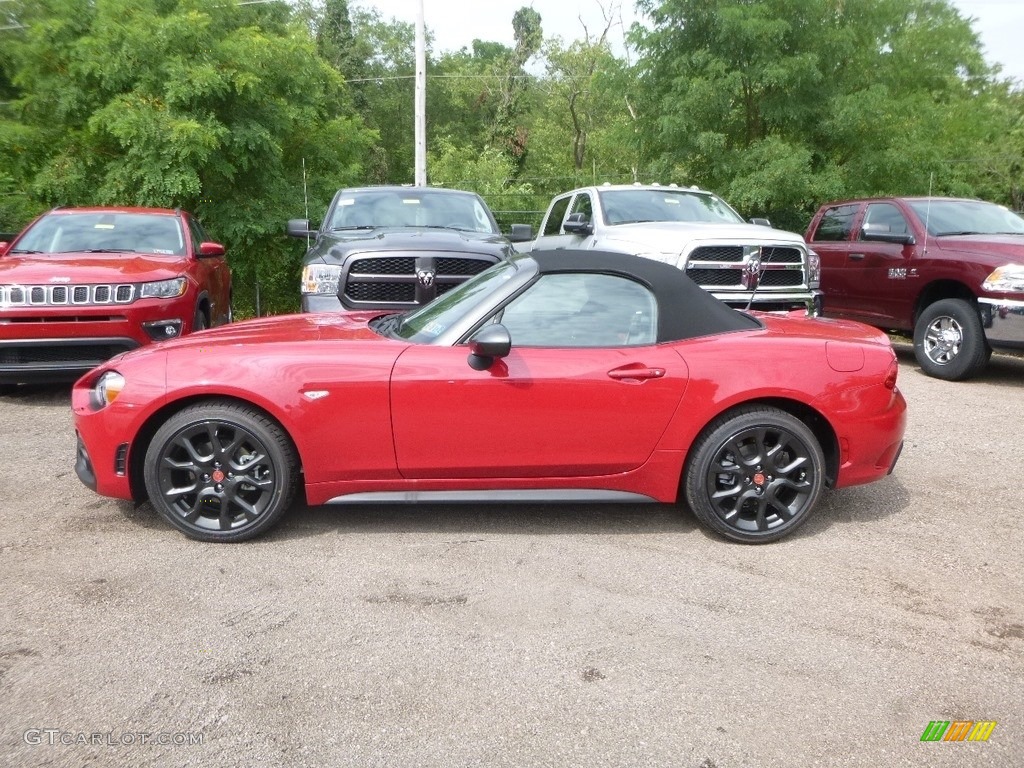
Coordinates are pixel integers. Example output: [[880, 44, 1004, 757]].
[[0, 0, 1021, 313]]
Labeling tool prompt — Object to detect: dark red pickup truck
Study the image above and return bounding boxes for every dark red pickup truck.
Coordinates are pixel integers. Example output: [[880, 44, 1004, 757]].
[[806, 197, 1024, 380]]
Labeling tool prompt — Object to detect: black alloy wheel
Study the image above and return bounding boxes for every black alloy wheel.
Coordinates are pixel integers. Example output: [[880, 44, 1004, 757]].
[[684, 406, 825, 543], [143, 402, 298, 542]]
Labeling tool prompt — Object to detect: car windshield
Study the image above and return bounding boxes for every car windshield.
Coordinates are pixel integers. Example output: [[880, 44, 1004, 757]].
[[11, 212, 187, 256], [906, 200, 1024, 236], [598, 189, 745, 225], [328, 189, 500, 234], [392, 261, 519, 343]]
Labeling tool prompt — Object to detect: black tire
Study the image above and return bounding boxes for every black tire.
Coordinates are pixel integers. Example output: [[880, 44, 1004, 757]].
[[684, 406, 826, 544], [143, 401, 298, 542], [192, 305, 208, 333], [912, 298, 988, 381]]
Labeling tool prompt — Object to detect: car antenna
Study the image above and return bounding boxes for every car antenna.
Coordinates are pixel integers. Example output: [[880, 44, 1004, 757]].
[[302, 157, 311, 249], [922, 172, 933, 257], [743, 240, 778, 313]]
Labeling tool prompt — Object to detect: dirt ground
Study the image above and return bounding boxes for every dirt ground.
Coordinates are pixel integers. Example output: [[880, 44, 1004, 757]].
[[1, 344, 1022, 767]]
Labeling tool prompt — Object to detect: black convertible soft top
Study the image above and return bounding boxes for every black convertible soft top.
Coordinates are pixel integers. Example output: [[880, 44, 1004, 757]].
[[526, 249, 761, 342]]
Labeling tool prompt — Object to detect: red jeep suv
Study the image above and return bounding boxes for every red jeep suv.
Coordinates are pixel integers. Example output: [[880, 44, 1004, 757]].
[[0, 207, 231, 385]]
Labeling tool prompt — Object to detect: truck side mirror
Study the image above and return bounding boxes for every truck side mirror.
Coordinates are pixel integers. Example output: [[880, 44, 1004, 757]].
[[286, 219, 317, 238], [861, 224, 915, 245], [508, 223, 533, 242], [563, 212, 593, 235]]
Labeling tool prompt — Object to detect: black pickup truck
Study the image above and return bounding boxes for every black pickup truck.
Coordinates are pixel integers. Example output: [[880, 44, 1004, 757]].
[[287, 186, 532, 312]]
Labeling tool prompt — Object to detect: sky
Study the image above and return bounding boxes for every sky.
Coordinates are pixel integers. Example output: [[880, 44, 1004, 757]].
[[357, 0, 1024, 83]]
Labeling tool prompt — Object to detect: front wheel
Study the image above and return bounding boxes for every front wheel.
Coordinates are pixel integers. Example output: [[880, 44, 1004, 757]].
[[912, 298, 988, 381], [684, 406, 826, 544], [143, 402, 298, 542]]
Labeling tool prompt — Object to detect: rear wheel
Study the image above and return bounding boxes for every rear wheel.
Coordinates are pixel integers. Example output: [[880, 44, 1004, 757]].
[[913, 298, 988, 381], [684, 406, 825, 544], [143, 402, 298, 542]]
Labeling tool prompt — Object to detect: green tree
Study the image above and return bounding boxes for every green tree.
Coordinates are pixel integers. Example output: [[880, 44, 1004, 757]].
[[2, 0, 375, 313], [632, 0, 1007, 227]]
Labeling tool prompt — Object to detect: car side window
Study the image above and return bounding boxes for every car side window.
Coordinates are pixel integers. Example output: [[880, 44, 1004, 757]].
[[811, 204, 859, 242], [497, 273, 657, 347], [570, 193, 593, 222], [861, 203, 910, 237], [542, 197, 571, 236]]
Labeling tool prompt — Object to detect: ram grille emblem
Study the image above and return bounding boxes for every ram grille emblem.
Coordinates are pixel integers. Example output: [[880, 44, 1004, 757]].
[[416, 268, 436, 288]]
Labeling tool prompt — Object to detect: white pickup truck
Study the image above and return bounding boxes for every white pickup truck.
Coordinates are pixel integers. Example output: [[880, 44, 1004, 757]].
[[529, 184, 822, 312]]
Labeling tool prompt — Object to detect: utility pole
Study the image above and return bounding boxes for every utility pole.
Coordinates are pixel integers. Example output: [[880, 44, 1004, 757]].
[[414, 0, 426, 186]]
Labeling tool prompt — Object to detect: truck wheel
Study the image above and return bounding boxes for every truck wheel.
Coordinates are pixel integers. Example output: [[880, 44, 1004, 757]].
[[913, 298, 988, 381]]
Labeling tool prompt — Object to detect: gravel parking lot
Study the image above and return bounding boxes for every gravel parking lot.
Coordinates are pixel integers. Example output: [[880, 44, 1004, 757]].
[[1, 343, 1022, 767]]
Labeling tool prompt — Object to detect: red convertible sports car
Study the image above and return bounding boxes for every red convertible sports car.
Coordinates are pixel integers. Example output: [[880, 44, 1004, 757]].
[[73, 251, 906, 544]]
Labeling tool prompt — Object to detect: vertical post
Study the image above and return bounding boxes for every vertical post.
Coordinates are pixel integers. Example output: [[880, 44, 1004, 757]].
[[414, 0, 427, 186]]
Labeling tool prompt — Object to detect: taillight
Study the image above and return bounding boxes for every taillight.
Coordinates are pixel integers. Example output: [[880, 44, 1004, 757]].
[[884, 359, 899, 390]]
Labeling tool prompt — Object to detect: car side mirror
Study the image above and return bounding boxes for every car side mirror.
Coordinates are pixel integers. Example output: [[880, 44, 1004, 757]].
[[508, 223, 533, 242], [563, 212, 593, 235], [467, 324, 511, 370], [286, 218, 317, 238], [198, 241, 225, 257], [750, 217, 772, 227]]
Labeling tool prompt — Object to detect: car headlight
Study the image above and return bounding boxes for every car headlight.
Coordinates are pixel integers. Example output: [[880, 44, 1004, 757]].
[[807, 250, 821, 289], [634, 252, 680, 266], [302, 264, 342, 295], [93, 371, 125, 408], [982, 264, 1024, 293], [139, 277, 187, 299]]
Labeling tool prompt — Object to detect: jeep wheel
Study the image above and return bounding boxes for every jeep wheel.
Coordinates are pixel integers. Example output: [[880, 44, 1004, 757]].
[[913, 298, 988, 381]]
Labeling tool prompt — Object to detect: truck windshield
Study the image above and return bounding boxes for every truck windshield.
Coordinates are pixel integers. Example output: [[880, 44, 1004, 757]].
[[12, 212, 187, 256], [328, 189, 501, 234], [598, 189, 745, 225], [906, 200, 1024, 237]]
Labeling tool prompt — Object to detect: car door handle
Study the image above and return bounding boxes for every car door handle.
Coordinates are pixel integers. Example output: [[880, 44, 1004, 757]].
[[849, 253, 865, 261], [608, 365, 665, 381]]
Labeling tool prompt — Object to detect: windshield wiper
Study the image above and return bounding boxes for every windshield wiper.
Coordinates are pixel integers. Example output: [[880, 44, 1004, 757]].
[[330, 225, 377, 231], [8, 248, 42, 254], [58, 248, 138, 253], [935, 231, 983, 237]]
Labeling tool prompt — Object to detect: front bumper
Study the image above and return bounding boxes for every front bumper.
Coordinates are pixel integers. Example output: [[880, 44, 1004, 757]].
[[0, 337, 140, 383], [716, 289, 824, 315], [979, 297, 1024, 350]]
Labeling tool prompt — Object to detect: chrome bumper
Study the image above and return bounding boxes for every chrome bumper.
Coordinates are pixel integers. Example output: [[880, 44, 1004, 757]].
[[979, 298, 1024, 349]]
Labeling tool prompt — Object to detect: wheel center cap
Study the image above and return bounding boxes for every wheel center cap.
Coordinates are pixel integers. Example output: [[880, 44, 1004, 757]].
[[753, 472, 766, 486], [211, 469, 226, 483]]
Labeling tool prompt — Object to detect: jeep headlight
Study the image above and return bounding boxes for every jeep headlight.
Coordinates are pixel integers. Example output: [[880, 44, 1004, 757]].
[[807, 250, 821, 289], [139, 277, 187, 299], [302, 264, 342, 295], [93, 371, 125, 409], [982, 264, 1024, 293]]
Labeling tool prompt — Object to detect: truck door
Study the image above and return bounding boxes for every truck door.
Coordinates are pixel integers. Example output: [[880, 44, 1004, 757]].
[[845, 202, 918, 324], [807, 203, 861, 317]]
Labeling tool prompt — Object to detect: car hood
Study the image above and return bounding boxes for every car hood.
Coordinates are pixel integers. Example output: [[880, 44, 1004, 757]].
[[935, 234, 1024, 260], [593, 221, 806, 252], [0, 253, 189, 283], [310, 227, 511, 262], [161, 310, 390, 350]]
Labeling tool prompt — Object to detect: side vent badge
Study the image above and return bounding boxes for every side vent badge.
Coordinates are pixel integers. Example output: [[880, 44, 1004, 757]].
[[303, 390, 329, 401]]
